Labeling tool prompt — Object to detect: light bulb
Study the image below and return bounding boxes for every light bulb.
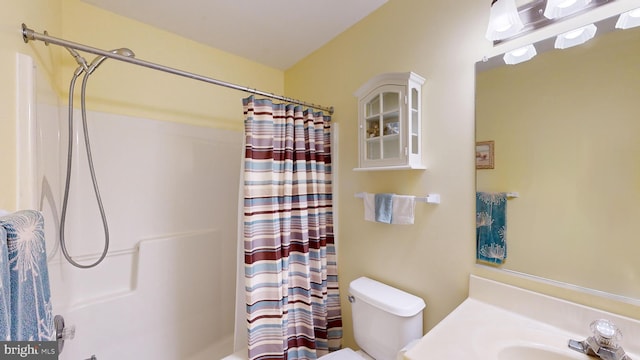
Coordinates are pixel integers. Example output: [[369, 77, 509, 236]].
[[564, 28, 586, 39], [503, 44, 537, 65], [511, 47, 529, 56], [544, 0, 592, 19], [558, 0, 578, 8], [486, 0, 524, 41], [616, 7, 640, 29], [554, 24, 597, 49]]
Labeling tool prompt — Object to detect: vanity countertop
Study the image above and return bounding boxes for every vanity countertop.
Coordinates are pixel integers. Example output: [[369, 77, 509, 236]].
[[404, 275, 640, 359]]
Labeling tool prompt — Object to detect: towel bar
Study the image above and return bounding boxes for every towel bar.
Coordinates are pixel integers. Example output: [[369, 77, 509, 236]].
[[354, 192, 441, 204]]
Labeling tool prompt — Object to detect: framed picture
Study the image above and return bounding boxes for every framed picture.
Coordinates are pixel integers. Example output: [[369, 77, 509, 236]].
[[476, 141, 494, 169]]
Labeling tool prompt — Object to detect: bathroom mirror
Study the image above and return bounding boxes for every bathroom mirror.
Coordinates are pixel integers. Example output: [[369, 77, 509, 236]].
[[475, 15, 640, 300]]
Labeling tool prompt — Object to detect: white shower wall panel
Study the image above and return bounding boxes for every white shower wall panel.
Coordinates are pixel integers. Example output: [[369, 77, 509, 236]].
[[59, 230, 236, 359], [46, 110, 242, 359], [59, 110, 241, 258]]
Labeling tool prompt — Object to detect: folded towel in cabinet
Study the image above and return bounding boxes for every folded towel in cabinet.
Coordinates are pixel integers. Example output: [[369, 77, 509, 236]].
[[374, 193, 394, 223], [391, 195, 416, 225]]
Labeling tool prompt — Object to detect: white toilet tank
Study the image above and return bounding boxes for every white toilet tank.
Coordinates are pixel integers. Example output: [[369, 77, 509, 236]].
[[349, 277, 426, 360]]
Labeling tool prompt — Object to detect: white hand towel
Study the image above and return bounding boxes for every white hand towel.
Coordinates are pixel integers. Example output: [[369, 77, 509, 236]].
[[363, 193, 376, 222], [391, 195, 415, 225]]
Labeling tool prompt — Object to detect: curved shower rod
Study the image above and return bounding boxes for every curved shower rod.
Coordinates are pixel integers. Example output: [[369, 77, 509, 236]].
[[21, 24, 335, 115]]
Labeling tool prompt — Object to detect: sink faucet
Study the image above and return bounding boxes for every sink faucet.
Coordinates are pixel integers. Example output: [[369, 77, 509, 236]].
[[569, 319, 632, 360]]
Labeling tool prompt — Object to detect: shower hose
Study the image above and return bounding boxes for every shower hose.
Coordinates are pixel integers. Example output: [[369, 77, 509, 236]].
[[59, 65, 110, 269]]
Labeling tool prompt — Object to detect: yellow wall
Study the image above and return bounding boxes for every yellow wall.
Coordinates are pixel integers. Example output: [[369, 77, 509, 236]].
[[58, 0, 283, 130], [286, 0, 640, 348]]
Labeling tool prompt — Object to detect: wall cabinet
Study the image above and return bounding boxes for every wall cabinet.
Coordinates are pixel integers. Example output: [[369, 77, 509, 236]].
[[353, 72, 425, 171]]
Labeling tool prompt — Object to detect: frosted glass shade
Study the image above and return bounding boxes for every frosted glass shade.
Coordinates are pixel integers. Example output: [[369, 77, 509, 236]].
[[544, 0, 593, 19], [486, 0, 524, 41], [555, 24, 597, 49], [503, 44, 537, 65], [616, 8, 640, 29]]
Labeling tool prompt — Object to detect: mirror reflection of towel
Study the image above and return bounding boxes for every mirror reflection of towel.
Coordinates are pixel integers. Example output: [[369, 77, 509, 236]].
[[476, 192, 507, 264]]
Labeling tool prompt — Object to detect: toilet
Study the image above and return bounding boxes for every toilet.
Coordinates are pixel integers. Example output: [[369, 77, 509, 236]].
[[223, 276, 425, 360], [320, 276, 425, 360]]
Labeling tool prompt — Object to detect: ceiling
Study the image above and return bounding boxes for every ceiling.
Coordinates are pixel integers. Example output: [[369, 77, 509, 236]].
[[82, 0, 388, 70]]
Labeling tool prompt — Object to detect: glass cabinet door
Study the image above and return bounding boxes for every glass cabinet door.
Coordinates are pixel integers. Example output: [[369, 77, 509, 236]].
[[410, 87, 419, 156], [354, 72, 424, 170], [364, 88, 402, 162]]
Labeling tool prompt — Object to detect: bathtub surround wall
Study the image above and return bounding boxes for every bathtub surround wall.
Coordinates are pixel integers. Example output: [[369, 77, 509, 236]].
[[16, 37, 245, 357], [34, 88, 243, 358]]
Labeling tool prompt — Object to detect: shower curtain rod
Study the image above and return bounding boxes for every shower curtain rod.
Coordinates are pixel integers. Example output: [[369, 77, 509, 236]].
[[21, 24, 334, 114]]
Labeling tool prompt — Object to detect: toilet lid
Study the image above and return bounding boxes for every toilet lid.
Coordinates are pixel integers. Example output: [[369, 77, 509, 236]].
[[319, 348, 364, 360]]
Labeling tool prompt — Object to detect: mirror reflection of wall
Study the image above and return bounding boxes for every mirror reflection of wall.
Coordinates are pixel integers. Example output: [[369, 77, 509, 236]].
[[475, 18, 640, 300]]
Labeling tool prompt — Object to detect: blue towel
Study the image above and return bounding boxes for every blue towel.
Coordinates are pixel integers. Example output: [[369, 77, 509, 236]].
[[0, 226, 10, 340], [0, 210, 55, 341], [476, 192, 507, 265], [374, 193, 394, 224]]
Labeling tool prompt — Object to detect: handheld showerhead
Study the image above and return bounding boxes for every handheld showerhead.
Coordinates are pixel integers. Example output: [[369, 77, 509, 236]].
[[65, 47, 89, 75], [61, 46, 134, 269], [87, 48, 135, 74]]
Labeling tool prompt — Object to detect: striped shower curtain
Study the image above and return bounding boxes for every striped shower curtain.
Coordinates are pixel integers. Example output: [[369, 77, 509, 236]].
[[242, 96, 342, 360]]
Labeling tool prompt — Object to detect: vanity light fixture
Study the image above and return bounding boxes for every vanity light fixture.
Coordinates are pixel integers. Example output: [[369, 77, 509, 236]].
[[615, 8, 640, 29], [554, 23, 597, 49], [488, 0, 610, 44], [503, 44, 537, 64], [485, 0, 524, 41], [544, 0, 593, 19]]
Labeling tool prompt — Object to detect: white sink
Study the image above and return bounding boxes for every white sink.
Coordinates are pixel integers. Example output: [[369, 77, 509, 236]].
[[404, 275, 640, 360]]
